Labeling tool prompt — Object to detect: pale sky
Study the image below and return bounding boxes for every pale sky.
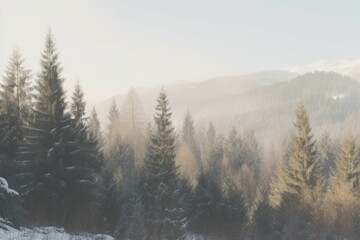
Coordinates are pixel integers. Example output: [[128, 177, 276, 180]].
[[1, 0, 360, 105]]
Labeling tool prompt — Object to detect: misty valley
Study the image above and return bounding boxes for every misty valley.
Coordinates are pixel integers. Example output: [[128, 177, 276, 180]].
[[0, 30, 360, 240]]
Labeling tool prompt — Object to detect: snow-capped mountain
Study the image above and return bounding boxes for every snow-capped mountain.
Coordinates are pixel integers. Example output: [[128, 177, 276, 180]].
[[281, 59, 360, 81]]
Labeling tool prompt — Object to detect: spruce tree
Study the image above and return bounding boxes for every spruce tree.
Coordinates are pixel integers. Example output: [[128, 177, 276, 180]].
[[18, 30, 95, 227], [71, 81, 86, 140], [105, 99, 134, 184], [242, 130, 261, 181], [203, 122, 223, 180], [317, 131, 337, 183], [88, 107, 102, 145], [107, 99, 120, 140], [285, 103, 321, 203], [0, 49, 32, 183], [142, 90, 185, 239], [224, 127, 243, 172], [330, 134, 360, 192], [182, 110, 200, 160], [327, 134, 360, 238]]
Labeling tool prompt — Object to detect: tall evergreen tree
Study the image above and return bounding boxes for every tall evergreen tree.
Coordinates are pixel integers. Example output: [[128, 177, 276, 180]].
[[18, 30, 95, 227], [285, 103, 321, 203], [142, 90, 185, 239], [71, 82, 85, 122], [203, 122, 223, 180], [0, 49, 32, 183], [107, 99, 120, 140], [88, 107, 102, 144], [182, 110, 200, 160], [242, 130, 261, 181], [317, 131, 337, 183], [224, 127, 243, 172], [71, 81, 86, 141], [330, 134, 360, 192]]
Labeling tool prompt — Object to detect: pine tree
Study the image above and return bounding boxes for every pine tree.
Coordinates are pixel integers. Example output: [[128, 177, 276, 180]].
[[71, 82, 85, 121], [242, 130, 261, 181], [104, 99, 134, 185], [269, 157, 287, 207], [327, 134, 360, 239], [88, 107, 102, 145], [18, 30, 95, 227], [317, 131, 337, 183], [107, 99, 120, 140], [330, 134, 360, 192], [0, 49, 32, 125], [182, 110, 200, 161], [142, 90, 185, 239], [285, 103, 321, 204], [0, 49, 32, 183], [203, 122, 223, 180], [224, 127, 243, 172]]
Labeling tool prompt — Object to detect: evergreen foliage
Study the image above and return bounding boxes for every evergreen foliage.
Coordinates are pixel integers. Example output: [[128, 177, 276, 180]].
[[142, 90, 185, 239], [285, 103, 321, 203]]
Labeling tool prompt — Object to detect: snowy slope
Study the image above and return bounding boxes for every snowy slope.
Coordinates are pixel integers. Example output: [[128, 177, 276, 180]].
[[281, 59, 360, 81], [0, 220, 114, 240]]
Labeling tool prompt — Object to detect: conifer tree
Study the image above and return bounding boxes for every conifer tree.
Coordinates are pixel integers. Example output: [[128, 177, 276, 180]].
[[203, 122, 223, 180], [285, 103, 321, 203], [0, 49, 32, 183], [104, 99, 134, 184], [142, 90, 185, 239], [242, 130, 261, 180], [107, 99, 120, 140], [18, 30, 95, 226], [182, 110, 200, 160], [224, 127, 243, 172], [327, 134, 360, 238], [330, 134, 360, 192], [269, 157, 287, 207], [88, 107, 102, 144], [317, 131, 337, 183]]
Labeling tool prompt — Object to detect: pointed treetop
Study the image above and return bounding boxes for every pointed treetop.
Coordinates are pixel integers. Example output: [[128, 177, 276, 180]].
[[71, 81, 86, 122], [108, 99, 120, 124]]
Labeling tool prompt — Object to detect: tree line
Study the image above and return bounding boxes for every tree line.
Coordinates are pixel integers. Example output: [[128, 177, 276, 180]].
[[0, 30, 360, 240]]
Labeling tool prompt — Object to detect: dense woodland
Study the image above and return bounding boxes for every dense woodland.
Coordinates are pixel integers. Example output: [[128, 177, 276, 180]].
[[1, 31, 360, 240]]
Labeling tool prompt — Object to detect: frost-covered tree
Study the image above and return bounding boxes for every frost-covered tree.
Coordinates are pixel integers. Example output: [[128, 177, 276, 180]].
[[0, 177, 24, 227], [142, 90, 186, 239]]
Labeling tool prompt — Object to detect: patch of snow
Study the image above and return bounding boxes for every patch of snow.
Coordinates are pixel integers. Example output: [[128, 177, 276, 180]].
[[0, 177, 18, 197], [0, 224, 114, 240], [332, 93, 345, 100]]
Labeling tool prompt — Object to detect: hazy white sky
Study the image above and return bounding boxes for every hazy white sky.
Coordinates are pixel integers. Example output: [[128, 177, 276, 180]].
[[1, 0, 360, 104]]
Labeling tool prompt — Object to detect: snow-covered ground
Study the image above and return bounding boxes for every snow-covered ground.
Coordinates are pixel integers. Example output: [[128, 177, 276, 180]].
[[0, 221, 114, 240]]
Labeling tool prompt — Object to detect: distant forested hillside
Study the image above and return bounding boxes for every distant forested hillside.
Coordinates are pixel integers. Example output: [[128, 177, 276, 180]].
[[95, 71, 360, 148]]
